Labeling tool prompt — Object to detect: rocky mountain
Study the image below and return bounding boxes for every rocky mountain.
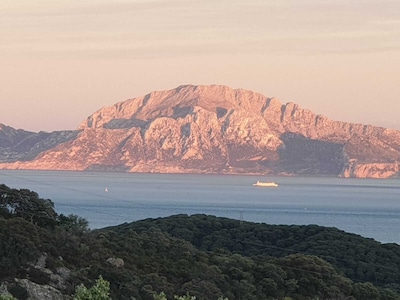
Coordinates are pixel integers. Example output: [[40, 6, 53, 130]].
[[0, 123, 79, 163], [1, 85, 399, 178]]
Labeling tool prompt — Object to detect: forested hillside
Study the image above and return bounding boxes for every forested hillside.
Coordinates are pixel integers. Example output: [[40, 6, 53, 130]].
[[125, 214, 400, 286], [1, 183, 400, 299]]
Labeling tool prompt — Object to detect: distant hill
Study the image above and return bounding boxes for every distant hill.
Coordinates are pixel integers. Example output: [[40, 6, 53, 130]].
[[0, 123, 78, 163], [1, 85, 400, 177]]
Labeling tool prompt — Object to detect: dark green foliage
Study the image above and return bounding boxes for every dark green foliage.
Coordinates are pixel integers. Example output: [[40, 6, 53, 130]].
[[0, 295, 16, 300], [0, 217, 40, 276], [0, 184, 57, 227], [127, 214, 400, 286], [57, 213, 90, 235], [73, 275, 111, 300], [96, 215, 400, 299], [1, 184, 400, 300]]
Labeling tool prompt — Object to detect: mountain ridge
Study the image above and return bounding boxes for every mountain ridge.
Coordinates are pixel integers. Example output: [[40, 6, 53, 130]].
[[1, 84, 399, 178]]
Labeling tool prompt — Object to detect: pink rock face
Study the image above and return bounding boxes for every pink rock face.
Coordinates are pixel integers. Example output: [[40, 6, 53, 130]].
[[0, 85, 399, 178]]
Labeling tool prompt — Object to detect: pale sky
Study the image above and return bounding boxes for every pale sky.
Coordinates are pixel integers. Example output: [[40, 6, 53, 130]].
[[1, 0, 399, 132]]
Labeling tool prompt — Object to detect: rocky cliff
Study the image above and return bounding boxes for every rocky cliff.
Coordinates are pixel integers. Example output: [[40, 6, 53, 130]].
[[1, 85, 399, 178]]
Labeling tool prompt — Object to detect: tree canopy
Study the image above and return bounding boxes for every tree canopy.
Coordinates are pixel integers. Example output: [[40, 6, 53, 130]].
[[0, 184, 57, 227]]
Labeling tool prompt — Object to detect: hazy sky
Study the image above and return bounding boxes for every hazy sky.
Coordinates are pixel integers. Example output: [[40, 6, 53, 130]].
[[1, 0, 399, 132]]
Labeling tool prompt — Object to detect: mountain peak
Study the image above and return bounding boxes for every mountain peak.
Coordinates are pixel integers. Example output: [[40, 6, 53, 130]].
[[1, 85, 399, 178], [78, 85, 272, 130]]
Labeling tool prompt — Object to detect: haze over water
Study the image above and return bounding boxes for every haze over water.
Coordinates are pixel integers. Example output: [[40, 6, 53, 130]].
[[1, 170, 399, 244]]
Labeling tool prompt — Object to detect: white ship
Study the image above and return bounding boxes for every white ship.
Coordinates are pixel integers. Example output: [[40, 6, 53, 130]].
[[253, 181, 278, 187]]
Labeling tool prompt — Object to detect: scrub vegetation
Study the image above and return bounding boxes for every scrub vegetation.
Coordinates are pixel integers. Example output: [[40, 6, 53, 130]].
[[1, 183, 400, 299]]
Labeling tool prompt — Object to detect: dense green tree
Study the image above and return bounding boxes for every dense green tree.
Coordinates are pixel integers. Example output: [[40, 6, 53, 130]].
[[58, 213, 90, 235], [352, 282, 380, 300], [0, 294, 16, 300], [0, 218, 41, 277], [0, 184, 57, 227], [73, 276, 111, 300]]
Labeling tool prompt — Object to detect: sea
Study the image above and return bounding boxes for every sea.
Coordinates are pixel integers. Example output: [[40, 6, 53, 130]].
[[1, 170, 399, 244]]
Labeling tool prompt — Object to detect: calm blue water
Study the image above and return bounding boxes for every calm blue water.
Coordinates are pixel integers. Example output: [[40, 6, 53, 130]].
[[1, 170, 399, 244]]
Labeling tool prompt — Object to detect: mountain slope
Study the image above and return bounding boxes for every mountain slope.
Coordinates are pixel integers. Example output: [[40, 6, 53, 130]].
[[1, 85, 399, 177], [0, 123, 79, 163]]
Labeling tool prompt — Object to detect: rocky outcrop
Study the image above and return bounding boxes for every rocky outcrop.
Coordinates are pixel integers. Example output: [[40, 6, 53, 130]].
[[0, 85, 399, 178], [341, 161, 399, 178], [12, 279, 68, 300], [106, 257, 125, 268], [0, 252, 128, 299], [0, 253, 72, 299]]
